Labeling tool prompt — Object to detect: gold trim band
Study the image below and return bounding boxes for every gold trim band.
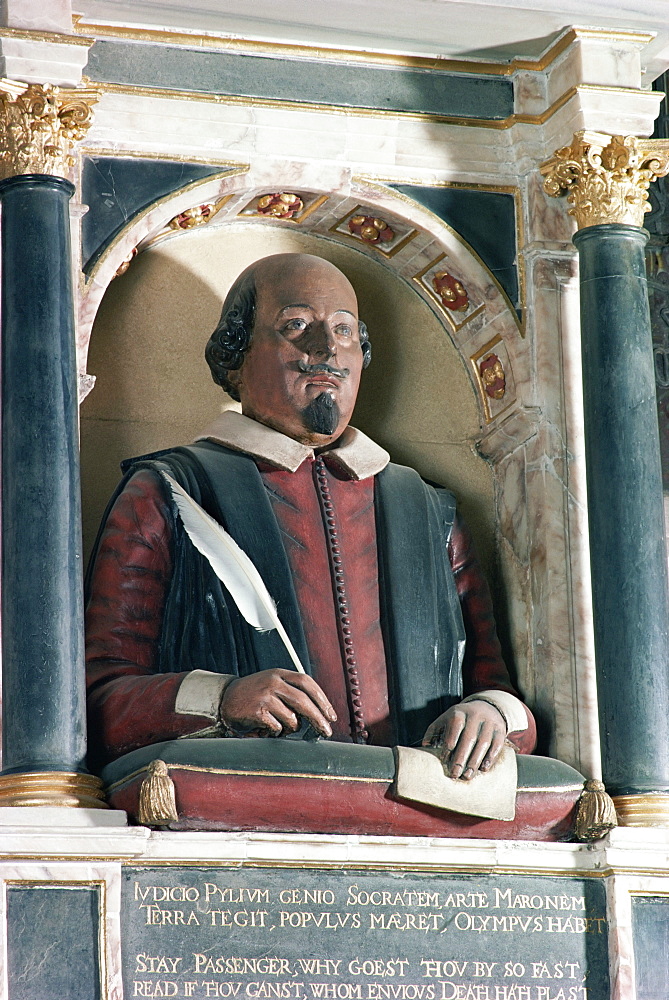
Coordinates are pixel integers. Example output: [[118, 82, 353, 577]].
[[0, 26, 94, 46], [85, 79, 648, 132], [613, 792, 669, 828], [122, 859, 610, 879], [107, 760, 586, 797], [0, 771, 108, 808], [106, 762, 390, 795], [86, 79, 511, 128], [72, 22, 655, 78]]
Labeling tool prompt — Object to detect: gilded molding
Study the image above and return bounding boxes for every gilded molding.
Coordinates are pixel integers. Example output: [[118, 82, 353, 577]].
[[0, 770, 107, 808], [72, 20, 653, 78], [0, 26, 94, 46], [613, 792, 669, 828], [540, 131, 669, 229], [0, 79, 98, 180], [86, 77, 647, 134]]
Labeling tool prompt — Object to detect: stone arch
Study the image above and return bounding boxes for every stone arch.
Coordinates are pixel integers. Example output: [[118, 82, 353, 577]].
[[79, 163, 535, 739], [78, 164, 524, 435]]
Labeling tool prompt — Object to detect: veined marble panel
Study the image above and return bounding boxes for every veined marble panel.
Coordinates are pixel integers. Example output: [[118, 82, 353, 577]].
[[1, 824, 669, 878], [3, 0, 72, 33], [545, 34, 648, 106], [513, 70, 549, 117], [0, 858, 127, 1000], [2, 822, 666, 872], [83, 90, 521, 183], [0, 34, 90, 86], [556, 265, 600, 780], [541, 86, 663, 150], [470, 242, 597, 775], [524, 169, 576, 245]]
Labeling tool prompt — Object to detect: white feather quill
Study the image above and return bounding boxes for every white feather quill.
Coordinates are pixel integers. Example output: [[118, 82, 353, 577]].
[[161, 472, 306, 674]]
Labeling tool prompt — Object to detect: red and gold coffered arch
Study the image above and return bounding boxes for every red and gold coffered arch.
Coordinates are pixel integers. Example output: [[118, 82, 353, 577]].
[[78, 166, 523, 432]]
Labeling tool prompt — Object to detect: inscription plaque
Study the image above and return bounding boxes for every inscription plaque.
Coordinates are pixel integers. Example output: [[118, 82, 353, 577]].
[[122, 867, 609, 1000]]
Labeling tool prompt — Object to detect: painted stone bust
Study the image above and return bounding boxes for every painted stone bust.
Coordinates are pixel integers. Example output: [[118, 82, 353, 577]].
[[85, 253, 536, 795]]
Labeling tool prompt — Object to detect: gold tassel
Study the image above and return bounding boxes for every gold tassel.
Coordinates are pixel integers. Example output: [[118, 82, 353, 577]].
[[137, 760, 178, 826], [574, 779, 617, 841]]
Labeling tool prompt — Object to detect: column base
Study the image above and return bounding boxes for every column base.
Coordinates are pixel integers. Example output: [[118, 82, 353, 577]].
[[613, 792, 669, 827], [0, 771, 107, 808]]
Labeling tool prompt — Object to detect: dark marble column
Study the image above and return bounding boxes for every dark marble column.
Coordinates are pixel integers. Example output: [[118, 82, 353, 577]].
[[0, 174, 104, 807], [573, 223, 669, 802]]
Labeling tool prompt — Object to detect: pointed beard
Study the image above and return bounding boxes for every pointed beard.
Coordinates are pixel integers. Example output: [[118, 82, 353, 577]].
[[302, 391, 340, 436]]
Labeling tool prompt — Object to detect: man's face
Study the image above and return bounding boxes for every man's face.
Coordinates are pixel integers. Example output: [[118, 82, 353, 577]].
[[233, 257, 365, 447]]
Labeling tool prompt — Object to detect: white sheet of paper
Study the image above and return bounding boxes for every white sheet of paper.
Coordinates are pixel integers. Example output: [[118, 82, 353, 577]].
[[393, 743, 517, 820]]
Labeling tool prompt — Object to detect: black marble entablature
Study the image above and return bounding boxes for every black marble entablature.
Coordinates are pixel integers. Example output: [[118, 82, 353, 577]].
[[85, 39, 514, 121]]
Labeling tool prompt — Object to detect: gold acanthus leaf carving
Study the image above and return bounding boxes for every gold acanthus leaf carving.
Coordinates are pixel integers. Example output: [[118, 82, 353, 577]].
[[0, 79, 98, 181], [540, 131, 669, 229]]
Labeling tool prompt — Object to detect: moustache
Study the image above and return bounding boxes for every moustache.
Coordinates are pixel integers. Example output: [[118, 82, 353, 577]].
[[297, 361, 350, 379]]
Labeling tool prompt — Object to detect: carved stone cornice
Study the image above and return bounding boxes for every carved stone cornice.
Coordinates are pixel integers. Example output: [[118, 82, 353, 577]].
[[0, 79, 98, 180], [540, 131, 669, 229]]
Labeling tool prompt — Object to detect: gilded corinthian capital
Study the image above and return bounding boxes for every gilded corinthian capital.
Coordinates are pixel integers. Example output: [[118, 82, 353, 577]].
[[0, 79, 98, 181], [540, 131, 669, 229]]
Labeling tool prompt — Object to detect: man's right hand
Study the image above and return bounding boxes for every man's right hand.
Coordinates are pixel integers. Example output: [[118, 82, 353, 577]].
[[219, 669, 336, 738]]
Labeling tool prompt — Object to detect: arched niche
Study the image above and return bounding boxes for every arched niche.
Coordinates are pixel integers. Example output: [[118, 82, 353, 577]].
[[79, 168, 529, 703], [82, 223, 494, 550]]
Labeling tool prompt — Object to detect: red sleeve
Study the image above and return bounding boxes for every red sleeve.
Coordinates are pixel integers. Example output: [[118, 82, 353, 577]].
[[85, 469, 214, 766], [448, 510, 536, 754]]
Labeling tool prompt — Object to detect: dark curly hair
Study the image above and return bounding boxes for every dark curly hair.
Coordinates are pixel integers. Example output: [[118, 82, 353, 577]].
[[205, 266, 371, 402]]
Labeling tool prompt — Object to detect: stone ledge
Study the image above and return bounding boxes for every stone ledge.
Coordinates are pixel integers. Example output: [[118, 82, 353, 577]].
[[0, 805, 127, 828]]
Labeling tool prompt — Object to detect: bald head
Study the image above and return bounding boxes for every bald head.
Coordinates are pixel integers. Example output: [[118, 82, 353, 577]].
[[205, 252, 371, 446], [253, 253, 356, 298], [205, 253, 371, 401]]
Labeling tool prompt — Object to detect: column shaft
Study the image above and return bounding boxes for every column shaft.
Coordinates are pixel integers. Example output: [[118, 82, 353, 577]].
[[574, 223, 669, 796], [0, 174, 86, 775]]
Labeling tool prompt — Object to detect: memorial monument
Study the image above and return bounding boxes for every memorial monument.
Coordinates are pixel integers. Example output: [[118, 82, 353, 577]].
[[4, 4, 669, 996], [85, 252, 535, 771], [82, 252, 598, 841]]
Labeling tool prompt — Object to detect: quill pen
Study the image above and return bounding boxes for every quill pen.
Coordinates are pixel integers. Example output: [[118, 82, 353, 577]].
[[161, 472, 306, 674]]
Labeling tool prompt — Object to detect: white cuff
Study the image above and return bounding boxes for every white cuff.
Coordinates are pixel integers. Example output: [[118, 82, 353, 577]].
[[461, 690, 528, 733], [174, 670, 236, 719]]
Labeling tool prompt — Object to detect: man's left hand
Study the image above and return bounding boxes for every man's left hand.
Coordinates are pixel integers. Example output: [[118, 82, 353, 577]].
[[422, 701, 507, 780]]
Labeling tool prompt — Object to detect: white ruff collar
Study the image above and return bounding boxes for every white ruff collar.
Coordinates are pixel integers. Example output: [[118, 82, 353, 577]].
[[194, 410, 389, 481]]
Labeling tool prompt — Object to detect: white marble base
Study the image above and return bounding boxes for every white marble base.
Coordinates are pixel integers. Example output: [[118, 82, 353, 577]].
[[0, 823, 647, 875], [0, 805, 128, 827], [5, 819, 669, 875], [0, 33, 92, 86], [2, 825, 669, 1000], [2, 0, 73, 34]]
